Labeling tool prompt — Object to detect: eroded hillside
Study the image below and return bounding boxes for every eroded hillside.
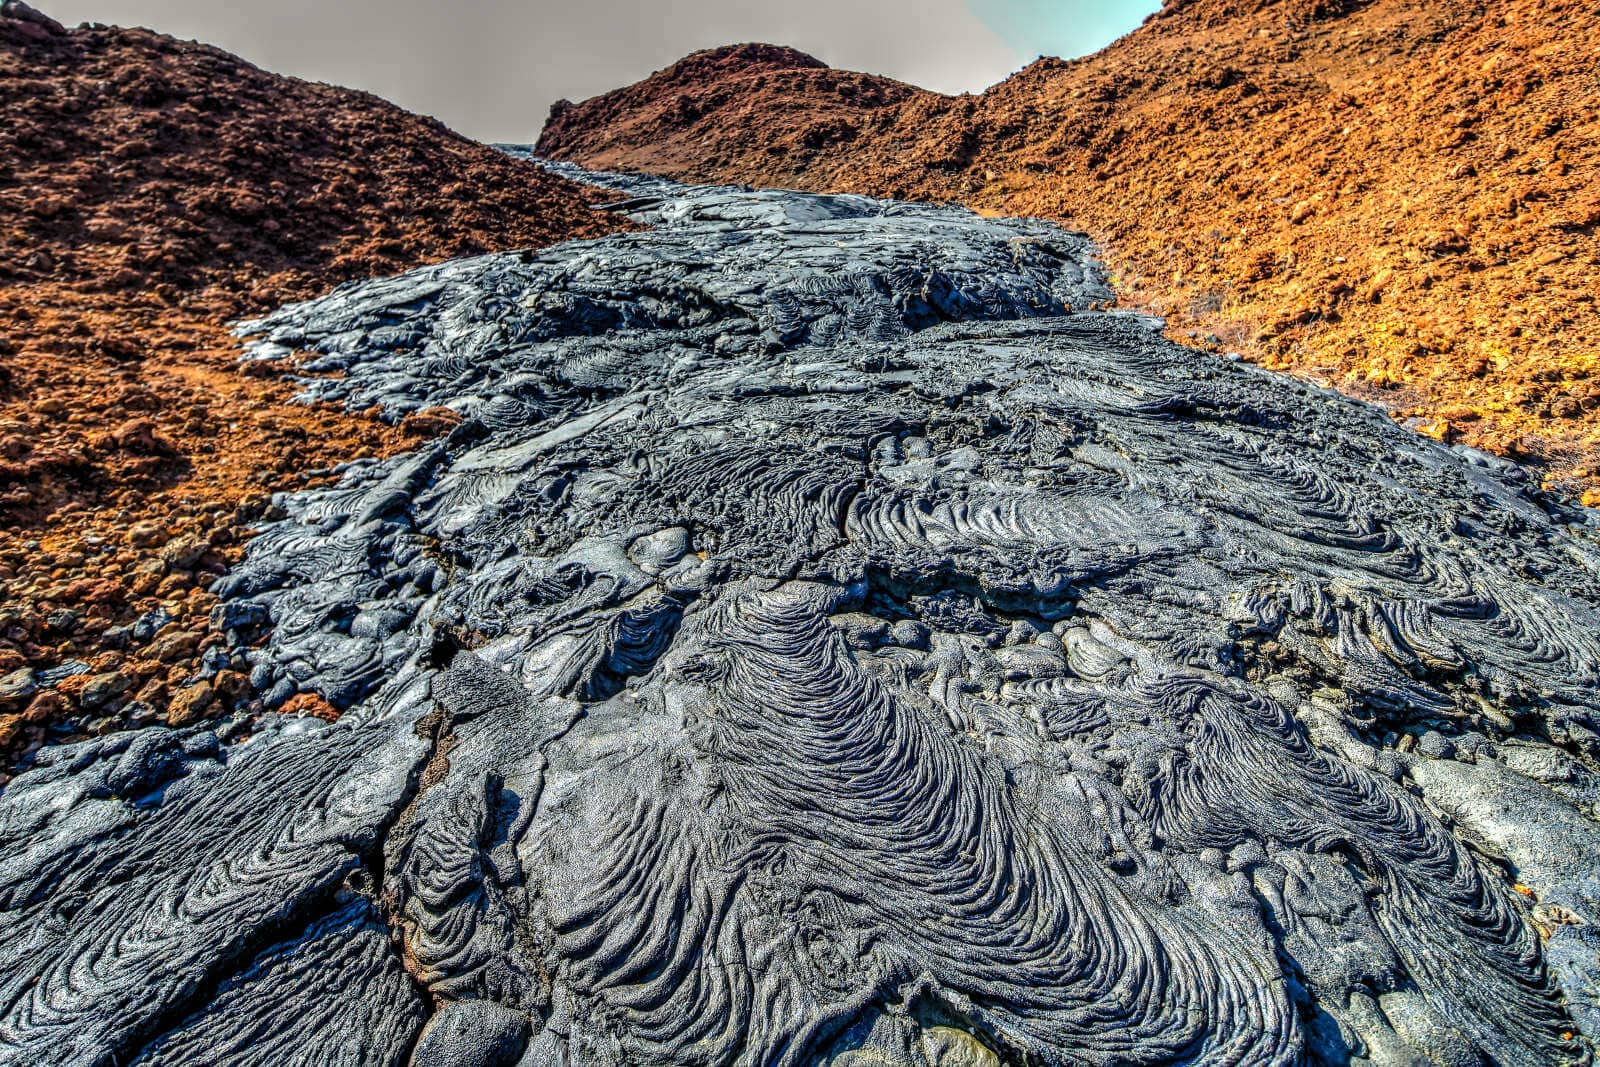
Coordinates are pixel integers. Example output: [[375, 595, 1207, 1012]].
[[0, 4, 628, 774]]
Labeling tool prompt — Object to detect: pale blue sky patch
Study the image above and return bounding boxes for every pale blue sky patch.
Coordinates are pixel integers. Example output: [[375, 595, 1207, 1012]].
[[970, 0, 1161, 64]]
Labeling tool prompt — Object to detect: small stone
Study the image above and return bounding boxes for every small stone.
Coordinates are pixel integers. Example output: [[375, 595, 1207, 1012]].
[[0, 668, 37, 709], [89, 651, 124, 673], [109, 418, 177, 456], [158, 534, 208, 570], [21, 689, 64, 723], [79, 670, 134, 712], [166, 681, 214, 727], [36, 659, 91, 686], [1454, 732, 1492, 762], [59, 577, 123, 605], [120, 701, 161, 726], [212, 669, 250, 705], [147, 629, 199, 663], [131, 607, 174, 643], [1416, 730, 1456, 760], [279, 691, 340, 722], [45, 608, 79, 634], [132, 678, 170, 708], [127, 520, 168, 548], [156, 572, 193, 597], [0, 713, 22, 749]]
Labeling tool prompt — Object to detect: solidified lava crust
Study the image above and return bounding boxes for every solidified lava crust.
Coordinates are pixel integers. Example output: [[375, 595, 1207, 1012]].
[[2, 169, 1598, 1066]]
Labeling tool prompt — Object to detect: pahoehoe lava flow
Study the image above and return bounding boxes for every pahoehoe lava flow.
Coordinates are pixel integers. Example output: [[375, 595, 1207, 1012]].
[[3, 163, 1600, 1066]]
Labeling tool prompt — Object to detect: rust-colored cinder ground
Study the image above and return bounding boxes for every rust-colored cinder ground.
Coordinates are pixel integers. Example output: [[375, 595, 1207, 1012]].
[[0, 7, 628, 777], [540, 0, 1600, 502]]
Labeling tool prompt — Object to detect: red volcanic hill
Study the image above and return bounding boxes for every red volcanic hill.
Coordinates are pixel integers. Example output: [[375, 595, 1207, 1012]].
[[538, 1, 1600, 503], [541, 43, 923, 177], [0, 3, 628, 769]]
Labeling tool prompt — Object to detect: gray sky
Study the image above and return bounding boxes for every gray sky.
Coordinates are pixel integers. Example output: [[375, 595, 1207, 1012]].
[[49, 0, 1158, 144]]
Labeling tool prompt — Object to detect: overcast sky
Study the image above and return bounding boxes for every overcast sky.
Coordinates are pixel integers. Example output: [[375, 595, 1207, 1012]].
[[49, 0, 1159, 143]]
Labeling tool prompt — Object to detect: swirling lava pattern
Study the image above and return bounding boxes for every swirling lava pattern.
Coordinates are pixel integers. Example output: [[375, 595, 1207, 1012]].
[[3, 165, 1600, 1066]]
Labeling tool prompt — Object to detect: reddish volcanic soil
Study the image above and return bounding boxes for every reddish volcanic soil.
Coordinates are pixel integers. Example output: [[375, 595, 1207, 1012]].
[[0, 5, 628, 777], [539, 0, 1600, 504]]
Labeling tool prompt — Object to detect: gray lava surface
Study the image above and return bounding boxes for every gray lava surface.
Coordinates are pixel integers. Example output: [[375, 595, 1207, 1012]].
[[3, 166, 1600, 1066]]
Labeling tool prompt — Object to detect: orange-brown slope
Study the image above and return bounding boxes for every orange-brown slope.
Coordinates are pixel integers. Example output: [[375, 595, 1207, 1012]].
[[538, 0, 1600, 503], [0, 5, 628, 774], [540, 43, 925, 181]]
